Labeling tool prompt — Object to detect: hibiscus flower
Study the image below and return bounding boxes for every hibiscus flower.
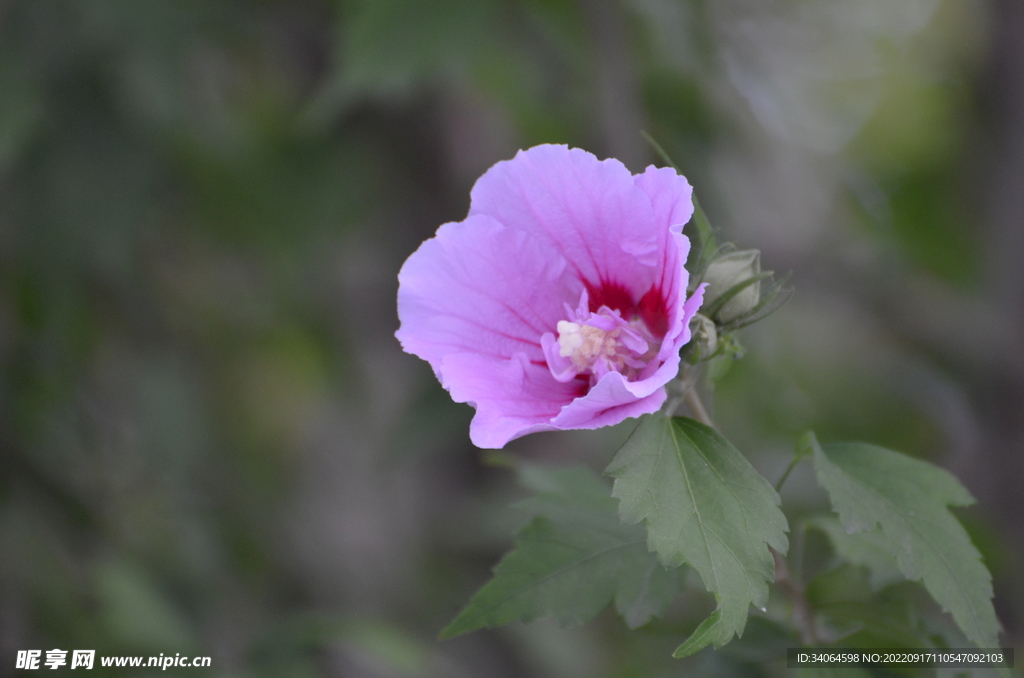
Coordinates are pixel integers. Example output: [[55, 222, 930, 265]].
[[396, 144, 705, 448]]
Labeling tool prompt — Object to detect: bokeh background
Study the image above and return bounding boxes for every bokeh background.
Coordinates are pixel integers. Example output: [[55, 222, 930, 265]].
[[1, 0, 1022, 676]]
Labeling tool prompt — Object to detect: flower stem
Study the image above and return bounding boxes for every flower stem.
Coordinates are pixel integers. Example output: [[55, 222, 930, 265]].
[[666, 366, 715, 427], [771, 547, 819, 645], [774, 456, 801, 494], [684, 386, 714, 428]]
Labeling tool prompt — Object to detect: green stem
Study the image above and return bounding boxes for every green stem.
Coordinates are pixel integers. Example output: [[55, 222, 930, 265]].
[[684, 386, 714, 428], [774, 455, 801, 494], [641, 130, 680, 172], [771, 547, 819, 645], [665, 365, 715, 427]]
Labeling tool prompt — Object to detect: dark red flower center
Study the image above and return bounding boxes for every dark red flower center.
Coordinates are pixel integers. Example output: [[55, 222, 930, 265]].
[[584, 280, 669, 338]]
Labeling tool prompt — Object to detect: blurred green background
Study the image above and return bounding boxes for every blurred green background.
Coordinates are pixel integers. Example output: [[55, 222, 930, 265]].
[[1, 0, 1022, 676]]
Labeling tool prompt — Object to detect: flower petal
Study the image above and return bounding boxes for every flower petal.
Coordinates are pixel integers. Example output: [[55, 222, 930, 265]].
[[441, 352, 585, 448], [468, 144, 663, 301], [634, 165, 695, 235], [540, 332, 578, 383], [634, 166, 697, 356], [396, 214, 578, 373], [551, 371, 667, 430], [641, 285, 707, 385]]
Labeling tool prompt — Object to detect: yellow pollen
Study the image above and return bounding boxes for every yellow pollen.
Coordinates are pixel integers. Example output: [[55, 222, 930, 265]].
[[557, 321, 621, 371]]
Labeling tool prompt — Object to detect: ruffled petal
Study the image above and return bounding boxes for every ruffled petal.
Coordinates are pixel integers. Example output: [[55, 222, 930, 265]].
[[396, 214, 579, 373], [634, 285, 707, 386], [551, 371, 667, 430], [634, 165, 695, 235], [441, 352, 586, 448], [634, 166, 697, 358], [468, 144, 663, 301]]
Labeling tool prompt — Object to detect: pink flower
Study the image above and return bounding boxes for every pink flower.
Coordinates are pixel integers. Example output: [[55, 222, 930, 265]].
[[396, 144, 705, 448]]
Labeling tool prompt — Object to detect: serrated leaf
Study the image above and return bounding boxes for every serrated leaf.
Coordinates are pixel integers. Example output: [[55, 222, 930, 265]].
[[606, 415, 788, 653], [812, 441, 998, 648], [810, 516, 904, 590], [613, 553, 683, 630], [440, 466, 683, 638], [673, 610, 723, 658], [815, 600, 930, 648]]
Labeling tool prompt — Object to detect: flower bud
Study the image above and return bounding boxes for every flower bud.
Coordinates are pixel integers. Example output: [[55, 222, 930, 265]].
[[689, 313, 717, 361], [702, 250, 761, 324]]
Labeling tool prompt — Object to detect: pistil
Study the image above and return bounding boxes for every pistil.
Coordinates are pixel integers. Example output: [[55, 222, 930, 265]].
[[543, 291, 659, 384]]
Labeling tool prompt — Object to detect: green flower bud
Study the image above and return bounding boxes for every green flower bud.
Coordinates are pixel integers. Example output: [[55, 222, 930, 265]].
[[702, 250, 761, 324], [689, 313, 717, 361]]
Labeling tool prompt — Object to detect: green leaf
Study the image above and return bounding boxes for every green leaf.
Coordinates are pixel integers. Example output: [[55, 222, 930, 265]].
[[606, 415, 788, 653], [812, 440, 999, 648], [813, 600, 930, 648], [806, 563, 931, 649], [440, 466, 682, 638], [673, 611, 723, 658], [810, 516, 903, 590]]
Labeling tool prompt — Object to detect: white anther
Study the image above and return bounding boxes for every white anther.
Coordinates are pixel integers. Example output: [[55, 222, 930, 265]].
[[557, 321, 624, 371], [556, 321, 584, 357]]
